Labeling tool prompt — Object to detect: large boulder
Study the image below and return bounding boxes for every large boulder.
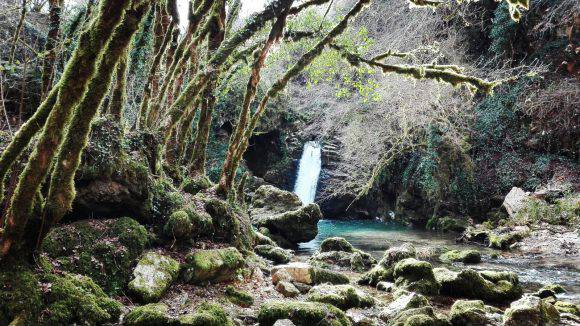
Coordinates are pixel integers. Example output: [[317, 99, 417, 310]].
[[182, 247, 245, 284], [503, 187, 529, 218], [257, 301, 350, 326], [255, 245, 293, 264], [320, 237, 355, 253], [178, 302, 234, 325], [379, 290, 429, 321], [311, 237, 376, 272], [386, 306, 449, 326], [439, 250, 482, 264], [503, 295, 560, 326], [393, 258, 440, 295], [124, 303, 171, 325], [202, 196, 254, 251], [41, 217, 149, 295], [271, 262, 349, 285], [307, 284, 374, 310], [449, 300, 502, 326], [433, 267, 522, 303], [250, 185, 322, 247], [358, 243, 416, 286], [128, 252, 180, 303]]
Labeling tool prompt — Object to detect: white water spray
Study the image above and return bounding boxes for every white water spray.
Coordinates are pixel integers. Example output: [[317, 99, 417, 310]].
[[293, 141, 322, 204]]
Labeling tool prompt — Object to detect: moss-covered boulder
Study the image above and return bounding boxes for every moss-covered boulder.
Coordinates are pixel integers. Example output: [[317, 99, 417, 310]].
[[128, 252, 180, 303], [181, 175, 212, 195], [503, 295, 560, 326], [488, 228, 528, 250], [255, 245, 293, 264], [554, 301, 580, 317], [163, 210, 193, 239], [379, 290, 429, 322], [427, 216, 470, 233], [439, 250, 482, 264], [449, 300, 498, 326], [225, 286, 254, 307], [257, 301, 351, 326], [202, 197, 254, 251], [276, 281, 301, 298], [43, 273, 122, 325], [0, 262, 42, 325], [393, 258, 440, 295], [182, 247, 244, 284], [358, 243, 416, 286], [307, 284, 374, 310], [385, 306, 449, 326], [123, 303, 171, 325], [311, 249, 376, 272], [41, 217, 149, 295], [271, 262, 349, 285], [538, 284, 566, 295], [320, 237, 355, 253], [179, 302, 234, 326], [255, 230, 277, 246], [250, 185, 321, 247], [433, 267, 522, 303]]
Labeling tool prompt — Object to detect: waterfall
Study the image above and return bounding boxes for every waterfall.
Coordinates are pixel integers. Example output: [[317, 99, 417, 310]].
[[293, 141, 322, 204]]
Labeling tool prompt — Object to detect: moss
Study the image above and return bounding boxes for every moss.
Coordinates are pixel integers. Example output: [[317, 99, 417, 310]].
[[179, 302, 234, 326], [128, 252, 180, 303], [310, 267, 350, 285], [41, 217, 149, 295], [149, 178, 185, 225], [257, 300, 351, 326], [434, 268, 522, 303], [42, 273, 122, 325], [427, 216, 469, 233], [554, 301, 580, 317], [539, 284, 566, 295], [358, 243, 416, 286], [0, 261, 42, 325], [183, 206, 214, 237], [203, 197, 254, 250], [163, 210, 193, 239], [488, 230, 526, 250], [124, 303, 171, 326], [393, 258, 440, 295], [439, 250, 481, 264], [254, 245, 292, 264], [320, 237, 355, 253], [504, 295, 560, 326], [449, 300, 488, 325], [181, 176, 212, 195], [182, 247, 245, 284], [307, 284, 374, 310], [388, 306, 448, 326], [225, 286, 254, 307]]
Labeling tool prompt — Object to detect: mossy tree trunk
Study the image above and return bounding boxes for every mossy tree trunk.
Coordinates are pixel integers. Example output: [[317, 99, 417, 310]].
[[40, 0, 64, 99], [0, 0, 135, 259], [107, 52, 129, 122]]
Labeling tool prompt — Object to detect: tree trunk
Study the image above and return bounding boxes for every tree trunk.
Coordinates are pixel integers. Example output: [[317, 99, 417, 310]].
[[41, 0, 64, 99], [108, 52, 129, 123]]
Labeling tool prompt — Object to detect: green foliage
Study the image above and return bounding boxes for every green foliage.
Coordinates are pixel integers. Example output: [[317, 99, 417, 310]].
[[511, 194, 580, 226], [490, 2, 519, 57], [0, 261, 42, 325]]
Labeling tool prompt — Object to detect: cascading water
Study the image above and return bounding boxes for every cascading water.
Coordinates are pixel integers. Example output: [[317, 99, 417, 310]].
[[293, 141, 322, 204]]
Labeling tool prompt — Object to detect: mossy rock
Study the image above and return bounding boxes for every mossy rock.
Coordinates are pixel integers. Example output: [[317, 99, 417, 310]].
[[539, 284, 566, 295], [393, 258, 440, 295], [182, 247, 245, 284], [379, 291, 429, 322], [386, 306, 449, 326], [42, 273, 122, 325], [148, 178, 185, 225], [128, 252, 180, 303], [257, 300, 351, 326], [434, 267, 522, 303], [439, 250, 481, 264], [184, 207, 214, 237], [310, 267, 350, 285], [179, 302, 234, 326], [503, 295, 560, 326], [255, 245, 293, 264], [349, 251, 376, 272], [254, 230, 277, 246], [163, 210, 193, 239], [427, 216, 469, 233], [554, 301, 580, 317], [124, 303, 171, 325], [449, 300, 489, 326], [225, 286, 254, 307], [0, 261, 42, 325], [203, 197, 254, 251], [181, 176, 212, 195], [488, 229, 527, 250], [307, 284, 374, 310], [320, 237, 355, 253], [41, 217, 149, 295], [358, 243, 416, 286]]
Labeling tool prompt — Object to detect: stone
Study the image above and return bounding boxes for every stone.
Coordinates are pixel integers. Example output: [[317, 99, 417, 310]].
[[273, 320, 296, 326], [255, 245, 293, 264], [128, 252, 180, 303], [393, 258, 440, 295], [554, 301, 580, 317], [311, 249, 376, 272], [255, 231, 278, 246], [178, 302, 234, 325], [250, 185, 322, 246], [449, 300, 490, 326], [307, 284, 374, 310], [276, 281, 300, 298], [379, 291, 429, 321], [225, 285, 254, 307], [434, 268, 522, 303], [320, 237, 355, 253], [292, 282, 312, 294], [358, 243, 416, 286], [41, 217, 149, 295], [503, 187, 529, 218], [163, 210, 193, 239], [427, 216, 470, 233], [349, 251, 376, 272], [182, 247, 244, 284], [439, 250, 482, 264], [272, 269, 293, 285], [124, 303, 171, 326], [538, 284, 566, 295], [503, 295, 560, 326], [257, 301, 350, 326], [488, 227, 529, 250], [376, 281, 395, 292], [271, 262, 349, 285]]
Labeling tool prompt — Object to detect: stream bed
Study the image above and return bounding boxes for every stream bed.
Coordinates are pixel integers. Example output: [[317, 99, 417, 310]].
[[298, 219, 580, 301]]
